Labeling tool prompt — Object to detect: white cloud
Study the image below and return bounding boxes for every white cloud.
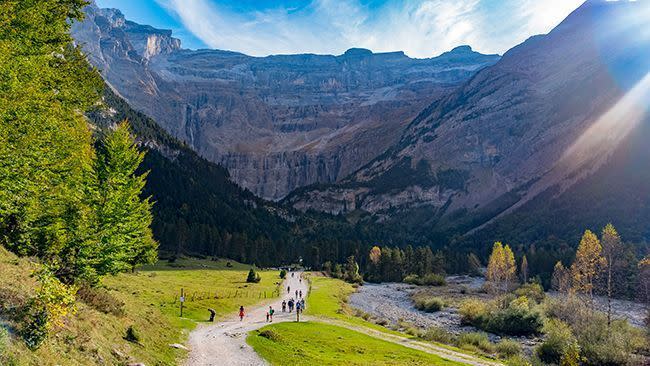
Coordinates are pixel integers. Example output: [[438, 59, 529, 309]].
[[156, 0, 584, 58]]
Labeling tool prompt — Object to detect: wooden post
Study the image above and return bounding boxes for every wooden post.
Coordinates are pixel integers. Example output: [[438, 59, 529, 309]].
[[180, 288, 185, 317]]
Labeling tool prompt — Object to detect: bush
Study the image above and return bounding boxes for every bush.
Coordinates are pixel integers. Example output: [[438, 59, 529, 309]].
[[19, 302, 49, 350], [535, 319, 576, 365], [577, 318, 647, 366], [403, 273, 446, 286], [258, 329, 282, 342], [457, 332, 495, 354], [0, 326, 9, 355], [124, 325, 140, 343], [421, 326, 456, 344], [495, 339, 522, 358], [505, 355, 532, 366], [514, 283, 545, 304], [460, 296, 543, 336], [414, 297, 444, 312], [279, 270, 287, 279], [77, 285, 125, 316], [459, 299, 489, 325], [246, 268, 261, 283]]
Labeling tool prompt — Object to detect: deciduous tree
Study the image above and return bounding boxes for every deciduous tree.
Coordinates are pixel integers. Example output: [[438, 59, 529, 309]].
[[570, 230, 606, 309]]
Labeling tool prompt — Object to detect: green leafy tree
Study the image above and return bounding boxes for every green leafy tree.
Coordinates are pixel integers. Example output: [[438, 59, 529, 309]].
[[0, 0, 101, 278], [90, 121, 157, 278]]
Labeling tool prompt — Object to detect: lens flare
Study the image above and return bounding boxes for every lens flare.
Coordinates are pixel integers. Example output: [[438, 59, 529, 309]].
[[561, 72, 650, 169]]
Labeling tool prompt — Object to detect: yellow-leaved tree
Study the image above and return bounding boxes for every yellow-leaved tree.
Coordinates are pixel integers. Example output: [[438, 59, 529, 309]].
[[487, 242, 505, 294], [487, 242, 516, 294], [570, 230, 606, 309], [503, 244, 516, 292]]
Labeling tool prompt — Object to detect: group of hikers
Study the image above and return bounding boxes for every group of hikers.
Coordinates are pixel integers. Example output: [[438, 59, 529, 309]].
[[237, 270, 305, 323]]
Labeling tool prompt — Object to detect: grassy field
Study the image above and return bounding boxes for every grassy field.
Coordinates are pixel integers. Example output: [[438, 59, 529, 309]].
[[306, 276, 413, 336], [0, 248, 281, 365], [247, 321, 463, 366]]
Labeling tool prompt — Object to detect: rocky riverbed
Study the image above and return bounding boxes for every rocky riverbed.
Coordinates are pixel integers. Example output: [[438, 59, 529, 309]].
[[349, 276, 647, 350]]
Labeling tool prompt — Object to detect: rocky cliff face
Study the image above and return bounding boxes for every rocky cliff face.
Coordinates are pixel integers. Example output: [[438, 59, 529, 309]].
[[287, 0, 650, 232], [71, 3, 499, 200]]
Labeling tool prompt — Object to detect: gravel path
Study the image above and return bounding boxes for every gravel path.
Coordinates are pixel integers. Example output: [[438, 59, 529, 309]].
[[184, 272, 309, 366]]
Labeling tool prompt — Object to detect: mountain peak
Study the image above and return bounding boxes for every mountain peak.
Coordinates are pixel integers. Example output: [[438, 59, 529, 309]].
[[450, 45, 473, 53], [343, 48, 373, 57]]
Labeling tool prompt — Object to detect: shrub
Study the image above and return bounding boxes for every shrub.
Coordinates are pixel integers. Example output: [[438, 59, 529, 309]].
[[0, 326, 9, 355], [414, 297, 444, 312], [496, 339, 522, 358], [404, 274, 446, 286], [535, 319, 576, 364], [514, 283, 545, 304], [421, 327, 456, 344], [124, 325, 140, 343], [459, 299, 489, 325], [19, 302, 49, 350], [487, 296, 544, 336], [77, 285, 125, 316], [258, 329, 282, 342], [577, 318, 647, 366], [457, 332, 495, 354], [279, 270, 287, 279], [18, 271, 77, 350], [460, 296, 543, 336], [246, 268, 261, 283], [505, 355, 532, 366]]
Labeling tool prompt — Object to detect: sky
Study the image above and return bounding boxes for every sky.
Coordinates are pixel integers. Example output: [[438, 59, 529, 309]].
[[96, 0, 585, 58]]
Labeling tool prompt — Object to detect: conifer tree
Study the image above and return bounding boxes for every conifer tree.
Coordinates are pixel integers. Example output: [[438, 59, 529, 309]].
[[570, 230, 606, 309], [521, 255, 529, 283]]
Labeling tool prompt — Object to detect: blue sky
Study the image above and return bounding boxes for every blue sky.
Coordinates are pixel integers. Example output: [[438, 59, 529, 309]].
[[96, 0, 585, 58]]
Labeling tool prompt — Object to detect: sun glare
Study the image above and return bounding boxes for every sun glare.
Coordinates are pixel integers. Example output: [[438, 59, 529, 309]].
[[561, 72, 650, 169]]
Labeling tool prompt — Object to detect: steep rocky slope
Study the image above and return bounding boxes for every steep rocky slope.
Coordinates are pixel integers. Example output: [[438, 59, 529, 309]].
[[287, 0, 650, 235], [71, 3, 499, 200]]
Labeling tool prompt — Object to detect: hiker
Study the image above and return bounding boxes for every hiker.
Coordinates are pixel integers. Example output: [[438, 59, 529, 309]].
[[299, 290, 302, 298], [295, 289, 298, 298], [291, 272, 294, 278], [287, 285, 290, 294], [300, 298, 305, 310], [266, 311, 270, 322], [296, 301, 302, 314], [282, 300, 287, 312], [239, 306, 245, 321], [269, 306, 275, 322], [288, 299, 294, 312]]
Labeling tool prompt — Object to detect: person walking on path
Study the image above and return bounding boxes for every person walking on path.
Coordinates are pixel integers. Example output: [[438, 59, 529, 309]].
[[295, 290, 298, 298], [299, 290, 302, 298], [282, 300, 287, 312], [300, 298, 305, 310], [239, 306, 245, 321], [287, 286, 290, 294], [269, 306, 274, 322]]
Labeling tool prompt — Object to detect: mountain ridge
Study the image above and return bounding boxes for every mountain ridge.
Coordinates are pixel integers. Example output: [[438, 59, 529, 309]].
[[287, 0, 650, 243], [71, 3, 500, 200]]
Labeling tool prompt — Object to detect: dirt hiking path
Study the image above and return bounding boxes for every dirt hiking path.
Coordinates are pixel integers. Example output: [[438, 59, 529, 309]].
[[184, 271, 309, 366]]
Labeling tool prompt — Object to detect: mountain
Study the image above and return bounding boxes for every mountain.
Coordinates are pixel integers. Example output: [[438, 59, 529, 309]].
[[287, 0, 650, 245], [71, 3, 500, 200]]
